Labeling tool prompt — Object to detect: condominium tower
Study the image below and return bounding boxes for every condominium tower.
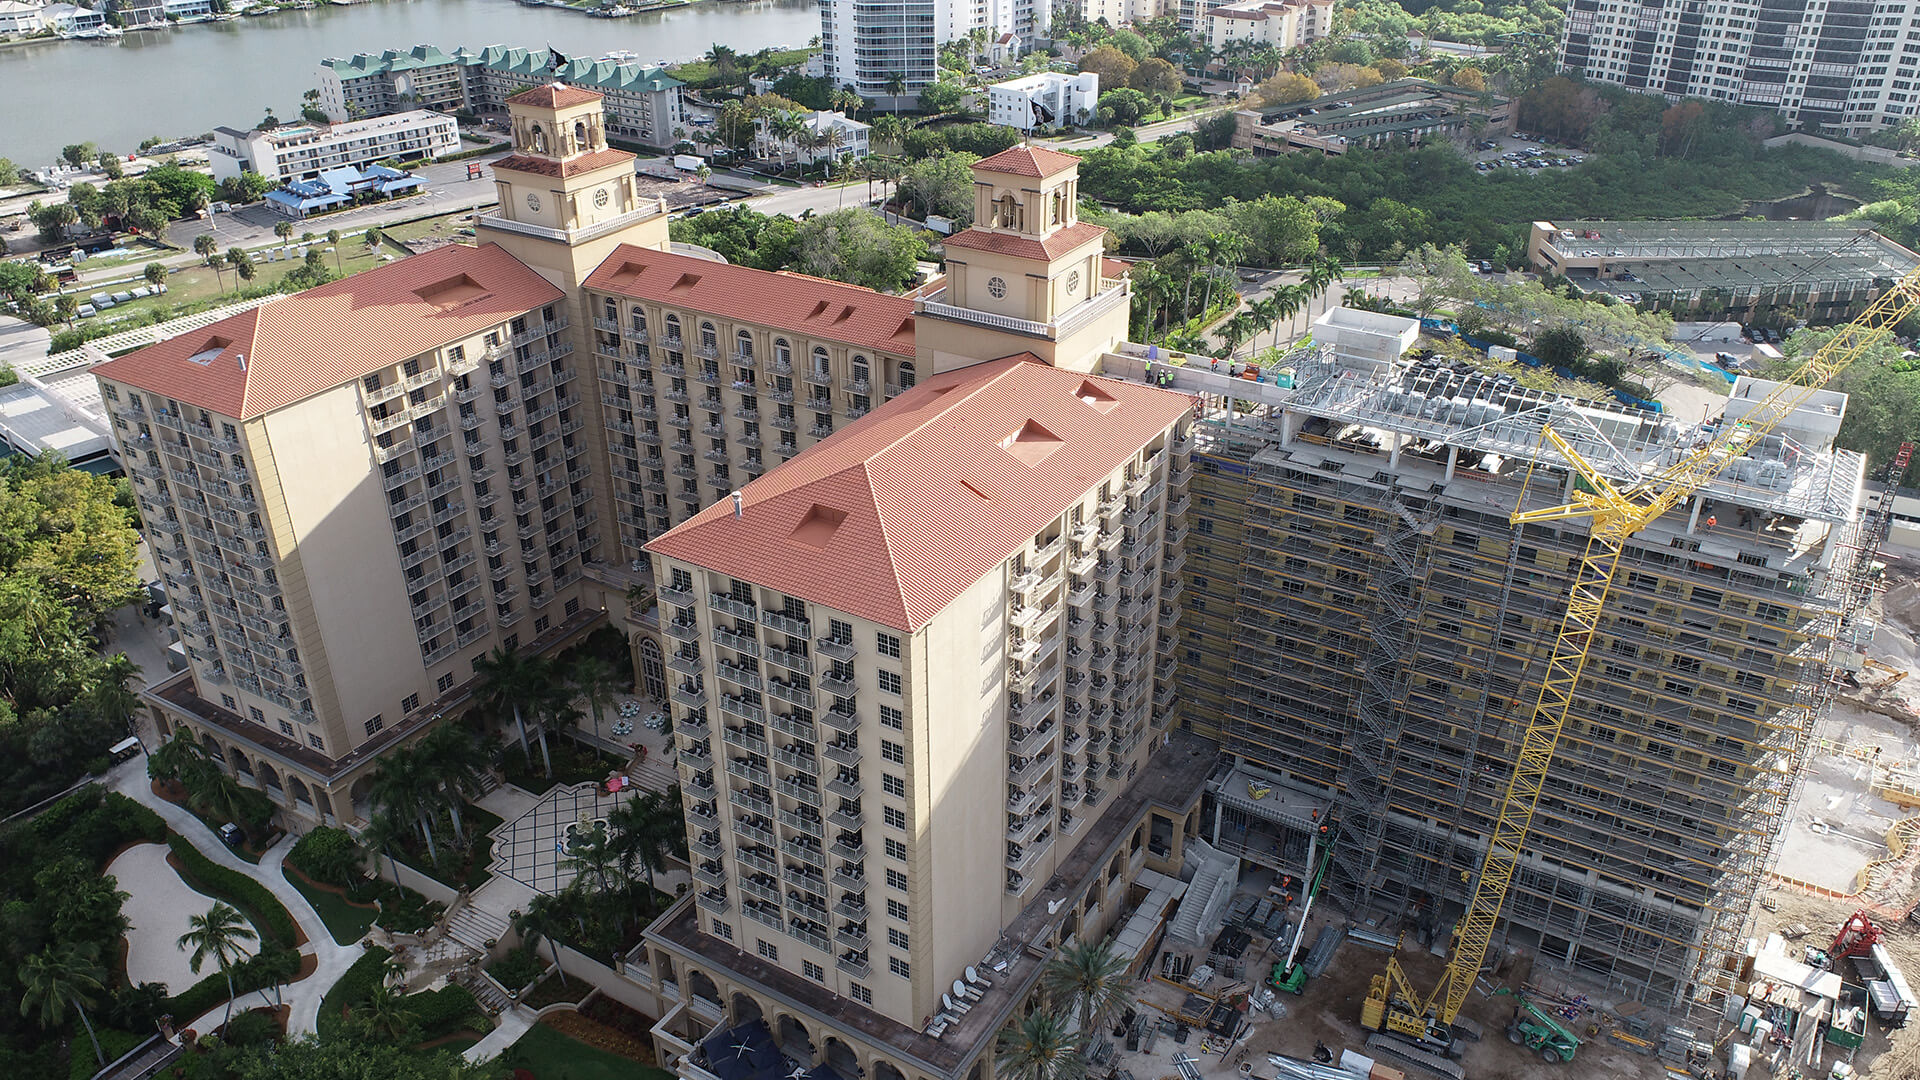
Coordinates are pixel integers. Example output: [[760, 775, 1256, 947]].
[[1555, 0, 1920, 136]]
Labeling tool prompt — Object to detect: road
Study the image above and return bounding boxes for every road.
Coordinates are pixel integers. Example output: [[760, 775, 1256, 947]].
[[1043, 105, 1237, 150]]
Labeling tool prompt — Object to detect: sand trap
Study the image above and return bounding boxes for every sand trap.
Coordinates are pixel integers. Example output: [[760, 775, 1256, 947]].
[[107, 842, 256, 993]]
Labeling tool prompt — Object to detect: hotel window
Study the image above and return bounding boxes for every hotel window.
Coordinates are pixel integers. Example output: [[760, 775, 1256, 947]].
[[881, 740, 904, 764], [885, 838, 906, 860], [884, 806, 907, 829], [889, 957, 910, 978], [876, 632, 900, 658], [364, 715, 385, 736], [880, 705, 903, 730], [886, 868, 907, 890], [882, 774, 905, 797], [758, 940, 779, 961], [851, 984, 871, 1004], [878, 670, 901, 695]]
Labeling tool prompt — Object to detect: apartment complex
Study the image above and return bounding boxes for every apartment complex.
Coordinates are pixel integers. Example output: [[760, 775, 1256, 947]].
[[986, 71, 1100, 131], [94, 241, 597, 824], [317, 43, 687, 148], [1109, 332, 1869, 1012], [819, 0, 1050, 101], [640, 355, 1195, 1046], [208, 110, 461, 185], [318, 45, 472, 120], [1198, 0, 1334, 53], [1556, 0, 1920, 137]]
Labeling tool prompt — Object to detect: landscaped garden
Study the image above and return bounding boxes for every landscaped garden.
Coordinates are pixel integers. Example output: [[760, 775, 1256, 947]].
[[504, 1017, 674, 1080]]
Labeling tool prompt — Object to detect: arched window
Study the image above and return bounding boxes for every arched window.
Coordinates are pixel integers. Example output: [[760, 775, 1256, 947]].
[[701, 322, 718, 350], [852, 356, 869, 383], [812, 346, 830, 375], [735, 330, 754, 361], [897, 361, 916, 390], [603, 297, 617, 319], [665, 315, 681, 346], [631, 308, 647, 333], [574, 119, 589, 151], [528, 123, 547, 154], [775, 339, 792, 367]]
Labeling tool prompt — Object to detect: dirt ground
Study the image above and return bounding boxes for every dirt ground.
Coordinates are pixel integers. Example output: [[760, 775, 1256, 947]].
[[1106, 921, 1670, 1080]]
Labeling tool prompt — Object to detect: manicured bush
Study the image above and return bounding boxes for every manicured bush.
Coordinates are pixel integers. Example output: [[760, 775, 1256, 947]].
[[64, 1028, 145, 1080], [165, 834, 297, 946], [404, 984, 486, 1040], [222, 1009, 279, 1047], [374, 888, 443, 936], [8, 786, 166, 869], [485, 946, 545, 991], [287, 826, 364, 886], [317, 946, 392, 1041], [162, 945, 299, 1020]]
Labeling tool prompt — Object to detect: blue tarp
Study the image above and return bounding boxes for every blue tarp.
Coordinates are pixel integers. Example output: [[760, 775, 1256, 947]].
[[701, 1020, 784, 1080]]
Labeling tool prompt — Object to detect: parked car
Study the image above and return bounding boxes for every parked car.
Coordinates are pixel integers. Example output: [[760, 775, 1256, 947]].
[[218, 823, 244, 847], [1479, 260, 1495, 274]]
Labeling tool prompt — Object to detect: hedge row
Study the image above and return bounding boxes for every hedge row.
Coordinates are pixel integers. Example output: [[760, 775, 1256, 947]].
[[405, 984, 486, 1040], [165, 834, 297, 946], [317, 946, 392, 1042], [64, 1028, 146, 1080], [162, 945, 299, 1023]]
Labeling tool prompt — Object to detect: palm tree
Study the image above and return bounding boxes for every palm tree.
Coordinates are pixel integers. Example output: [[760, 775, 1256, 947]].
[[417, 722, 489, 843], [475, 646, 553, 777], [18, 943, 109, 1069], [88, 653, 142, 731], [513, 891, 571, 987], [325, 228, 342, 271], [176, 902, 258, 1031], [996, 1010, 1086, 1080], [1177, 238, 1208, 316], [248, 943, 300, 1008], [357, 982, 419, 1042], [149, 729, 214, 787], [368, 746, 439, 862], [885, 72, 906, 114], [570, 656, 620, 742], [274, 220, 294, 242], [1040, 938, 1134, 1038], [360, 810, 407, 884], [607, 785, 683, 896], [195, 233, 225, 291]]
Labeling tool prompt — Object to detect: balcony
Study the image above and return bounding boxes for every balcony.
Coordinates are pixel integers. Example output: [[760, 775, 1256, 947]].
[[764, 643, 812, 673], [823, 741, 861, 766]]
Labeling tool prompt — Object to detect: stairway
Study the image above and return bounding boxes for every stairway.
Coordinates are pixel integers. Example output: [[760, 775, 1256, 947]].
[[1167, 840, 1238, 945], [453, 965, 515, 1014], [445, 903, 510, 956], [626, 750, 678, 794]]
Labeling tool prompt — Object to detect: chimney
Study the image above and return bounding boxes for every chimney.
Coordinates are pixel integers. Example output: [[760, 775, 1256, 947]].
[[730, 491, 744, 519]]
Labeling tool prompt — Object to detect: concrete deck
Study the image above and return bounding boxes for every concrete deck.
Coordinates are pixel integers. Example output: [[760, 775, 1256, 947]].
[[110, 841, 250, 993]]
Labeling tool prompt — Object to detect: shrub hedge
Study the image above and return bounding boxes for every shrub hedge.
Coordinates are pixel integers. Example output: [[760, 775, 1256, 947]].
[[287, 826, 363, 886], [63, 1028, 146, 1080], [162, 945, 299, 1022], [165, 834, 297, 946], [317, 946, 392, 1042], [405, 984, 486, 1040]]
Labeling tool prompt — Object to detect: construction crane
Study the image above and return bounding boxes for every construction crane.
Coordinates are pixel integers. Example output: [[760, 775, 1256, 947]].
[[1362, 262, 1920, 1063]]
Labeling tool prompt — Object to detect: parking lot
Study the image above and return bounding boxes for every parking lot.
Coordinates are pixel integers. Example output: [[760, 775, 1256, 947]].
[[1472, 131, 1586, 174]]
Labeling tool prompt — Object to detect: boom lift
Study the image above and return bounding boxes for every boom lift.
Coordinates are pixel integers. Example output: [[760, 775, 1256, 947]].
[[1492, 987, 1581, 1063], [1270, 840, 1334, 994], [1361, 265, 1920, 1063]]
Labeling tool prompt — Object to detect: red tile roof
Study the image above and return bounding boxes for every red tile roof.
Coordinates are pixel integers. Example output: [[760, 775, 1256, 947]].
[[93, 244, 565, 420], [974, 144, 1082, 179], [646, 356, 1193, 631], [583, 244, 916, 355], [506, 82, 604, 109], [941, 221, 1109, 261], [492, 147, 634, 179]]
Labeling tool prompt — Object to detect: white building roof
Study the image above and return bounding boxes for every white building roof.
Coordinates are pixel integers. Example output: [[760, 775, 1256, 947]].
[[0, 379, 110, 463]]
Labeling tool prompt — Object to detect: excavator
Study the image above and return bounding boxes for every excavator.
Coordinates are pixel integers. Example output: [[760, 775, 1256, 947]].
[[1358, 262, 1920, 1074]]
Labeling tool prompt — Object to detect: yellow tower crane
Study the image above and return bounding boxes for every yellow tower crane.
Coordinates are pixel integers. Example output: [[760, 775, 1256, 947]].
[[1360, 267, 1920, 1064]]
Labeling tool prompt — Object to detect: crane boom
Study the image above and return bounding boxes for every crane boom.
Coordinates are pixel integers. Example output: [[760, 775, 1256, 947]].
[[1379, 263, 1920, 1034]]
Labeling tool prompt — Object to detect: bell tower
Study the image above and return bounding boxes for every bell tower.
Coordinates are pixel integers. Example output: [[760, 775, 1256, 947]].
[[915, 144, 1129, 375], [476, 81, 670, 295]]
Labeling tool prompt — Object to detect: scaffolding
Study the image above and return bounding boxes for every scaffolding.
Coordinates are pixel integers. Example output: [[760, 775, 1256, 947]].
[[1106, 341, 1871, 1015]]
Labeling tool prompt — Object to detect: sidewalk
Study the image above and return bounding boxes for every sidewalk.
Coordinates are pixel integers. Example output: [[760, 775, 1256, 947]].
[[463, 1008, 533, 1063], [104, 760, 362, 1037]]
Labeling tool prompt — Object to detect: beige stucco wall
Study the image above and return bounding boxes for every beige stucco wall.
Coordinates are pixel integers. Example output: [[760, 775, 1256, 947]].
[[917, 568, 1014, 1025], [263, 382, 429, 744]]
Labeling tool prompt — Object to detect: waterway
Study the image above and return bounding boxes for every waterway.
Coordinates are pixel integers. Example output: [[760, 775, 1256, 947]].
[[0, 0, 817, 167]]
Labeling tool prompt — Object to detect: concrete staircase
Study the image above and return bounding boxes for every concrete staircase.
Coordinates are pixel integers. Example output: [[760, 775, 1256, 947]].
[[453, 965, 515, 1014], [626, 750, 678, 794], [1167, 839, 1239, 945], [445, 903, 510, 956]]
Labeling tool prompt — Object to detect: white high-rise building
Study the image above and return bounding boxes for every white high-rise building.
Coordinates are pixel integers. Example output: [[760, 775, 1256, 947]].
[[819, 0, 1050, 101], [1556, 0, 1920, 137]]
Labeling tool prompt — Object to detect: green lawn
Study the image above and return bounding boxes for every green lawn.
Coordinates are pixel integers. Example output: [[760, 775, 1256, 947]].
[[504, 1022, 674, 1080], [281, 866, 377, 945]]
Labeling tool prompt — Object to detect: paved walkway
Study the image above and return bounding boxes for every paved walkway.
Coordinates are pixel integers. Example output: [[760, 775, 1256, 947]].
[[104, 760, 361, 1037], [463, 1008, 533, 1064], [108, 841, 245, 993]]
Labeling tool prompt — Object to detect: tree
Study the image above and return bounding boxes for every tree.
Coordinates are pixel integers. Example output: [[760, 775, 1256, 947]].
[[0, 158, 19, 186], [353, 982, 420, 1044], [363, 227, 383, 251], [368, 746, 439, 862], [1452, 66, 1487, 93], [18, 943, 109, 1069], [884, 71, 907, 114], [475, 647, 554, 777], [896, 152, 979, 226], [275, 220, 294, 242], [29, 200, 77, 243], [1128, 57, 1181, 98], [231, 1035, 491, 1079], [1256, 72, 1319, 106], [792, 209, 928, 292], [1375, 58, 1409, 80], [54, 294, 78, 328], [1079, 46, 1138, 88], [607, 786, 684, 895], [143, 262, 166, 289], [226, 247, 254, 290], [512, 891, 572, 987], [1531, 323, 1589, 369], [325, 228, 342, 271], [996, 1010, 1085, 1080], [917, 79, 964, 114], [416, 721, 489, 842], [1040, 938, 1135, 1037], [570, 655, 621, 741], [1099, 88, 1152, 127], [61, 143, 98, 169], [176, 902, 258, 1030]]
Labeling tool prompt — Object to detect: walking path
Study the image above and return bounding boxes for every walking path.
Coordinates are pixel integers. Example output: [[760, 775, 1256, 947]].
[[104, 760, 362, 1037], [463, 1009, 533, 1064], [108, 841, 244, 993]]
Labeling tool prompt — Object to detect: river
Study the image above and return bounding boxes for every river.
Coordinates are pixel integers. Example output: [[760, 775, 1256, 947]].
[[0, 0, 818, 167]]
